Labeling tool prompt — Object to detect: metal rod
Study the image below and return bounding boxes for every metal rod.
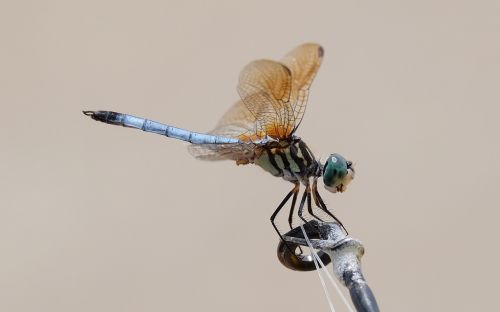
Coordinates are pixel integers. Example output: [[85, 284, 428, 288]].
[[277, 220, 380, 312]]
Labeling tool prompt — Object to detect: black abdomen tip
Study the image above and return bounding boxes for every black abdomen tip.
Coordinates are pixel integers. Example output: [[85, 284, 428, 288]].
[[82, 110, 95, 117], [83, 110, 120, 124]]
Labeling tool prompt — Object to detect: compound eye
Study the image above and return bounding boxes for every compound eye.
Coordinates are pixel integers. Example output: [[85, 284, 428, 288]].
[[323, 154, 348, 188]]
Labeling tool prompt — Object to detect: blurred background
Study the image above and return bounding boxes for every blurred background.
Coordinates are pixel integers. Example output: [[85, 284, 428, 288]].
[[1, 0, 499, 311]]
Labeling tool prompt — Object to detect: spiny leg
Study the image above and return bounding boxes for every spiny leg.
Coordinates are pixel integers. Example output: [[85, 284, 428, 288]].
[[306, 184, 324, 222], [297, 187, 309, 224], [315, 190, 348, 234], [286, 186, 303, 254], [312, 179, 348, 234], [312, 179, 336, 220], [270, 182, 300, 250], [312, 179, 328, 214], [312, 179, 322, 208], [287, 188, 299, 230]]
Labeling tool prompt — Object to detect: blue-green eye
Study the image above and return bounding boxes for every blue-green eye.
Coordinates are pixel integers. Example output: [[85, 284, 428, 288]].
[[323, 153, 348, 187]]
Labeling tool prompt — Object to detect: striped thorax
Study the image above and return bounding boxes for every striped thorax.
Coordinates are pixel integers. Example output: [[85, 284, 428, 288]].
[[254, 137, 320, 182]]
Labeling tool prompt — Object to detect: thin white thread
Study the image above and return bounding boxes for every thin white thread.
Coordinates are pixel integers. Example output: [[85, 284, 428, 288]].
[[299, 224, 354, 312], [300, 224, 336, 312]]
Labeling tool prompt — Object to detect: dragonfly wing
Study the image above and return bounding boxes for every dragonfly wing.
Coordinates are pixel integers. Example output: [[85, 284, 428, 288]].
[[187, 142, 262, 162], [237, 59, 295, 139], [209, 100, 259, 140], [189, 43, 324, 161], [281, 43, 324, 134], [188, 100, 260, 161]]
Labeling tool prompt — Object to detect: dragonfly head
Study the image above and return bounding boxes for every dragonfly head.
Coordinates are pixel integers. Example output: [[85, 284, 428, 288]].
[[322, 153, 355, 193]]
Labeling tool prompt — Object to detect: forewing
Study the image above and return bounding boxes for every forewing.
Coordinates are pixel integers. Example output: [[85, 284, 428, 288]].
[[189, 43, 323, 161], [237, 59, 294, 139], [281, 43, 324, 133]]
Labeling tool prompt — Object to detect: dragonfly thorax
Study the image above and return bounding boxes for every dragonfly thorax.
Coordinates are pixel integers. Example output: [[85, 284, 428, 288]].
[[254, 138, 320, 182]]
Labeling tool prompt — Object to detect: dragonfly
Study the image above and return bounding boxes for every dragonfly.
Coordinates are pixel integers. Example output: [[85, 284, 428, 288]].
[[83, 43, 355, 244]]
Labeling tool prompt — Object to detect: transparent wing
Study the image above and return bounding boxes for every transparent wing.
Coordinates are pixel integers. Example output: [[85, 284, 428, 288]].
[[237, 59, 295, 139], [187, 100, 261, 161], [281, 43, 324, 134], [188, 142, 259, 162], [188, 43, 323, 161], [208, 100, 260, 141]]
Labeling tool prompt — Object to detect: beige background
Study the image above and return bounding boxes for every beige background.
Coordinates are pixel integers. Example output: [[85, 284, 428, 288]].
[[1, 0, 499, 311]]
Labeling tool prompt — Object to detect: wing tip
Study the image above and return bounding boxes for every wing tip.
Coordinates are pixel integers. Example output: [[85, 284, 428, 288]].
[[294, 43, 324, 58], [318, 45, 324, 58]]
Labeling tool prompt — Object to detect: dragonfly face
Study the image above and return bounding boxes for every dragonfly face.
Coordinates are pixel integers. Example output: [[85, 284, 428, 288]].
[[323, 153, 355, 193]]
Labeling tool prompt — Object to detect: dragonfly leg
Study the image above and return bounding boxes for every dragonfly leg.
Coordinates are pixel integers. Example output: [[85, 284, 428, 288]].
[[293, 187, 311, 255], [297, 187, 309, 224], [312, 179, 348, 235], [312, 179, 322, 207], [270, 182, 300, 251], [286, 185, 303, 254], [306, 184, 324, 222], [287, 187, 299, 230]]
